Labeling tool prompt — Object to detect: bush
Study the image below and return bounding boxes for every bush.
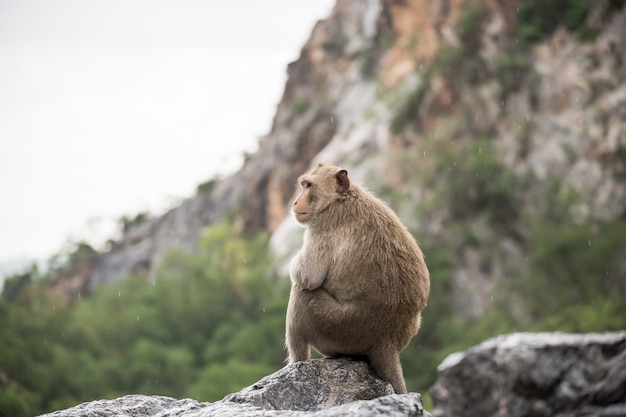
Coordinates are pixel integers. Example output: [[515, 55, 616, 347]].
[[0, 222, 287, 415], [516, 0, 595, 44], [457, 1, 487, 53], [390, 70, 432, 134]]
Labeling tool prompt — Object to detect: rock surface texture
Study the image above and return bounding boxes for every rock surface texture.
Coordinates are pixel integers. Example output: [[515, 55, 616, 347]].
[[39, 358, 430, 417], [431, 331, 626, 417]]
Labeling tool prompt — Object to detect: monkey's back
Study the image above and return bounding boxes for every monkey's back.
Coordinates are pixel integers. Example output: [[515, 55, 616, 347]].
[[320, 185, 430, 339]]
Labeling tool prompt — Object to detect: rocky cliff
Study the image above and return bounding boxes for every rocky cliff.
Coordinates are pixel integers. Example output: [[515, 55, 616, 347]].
[[39, 358, 431, 417], [431, 331, 626, 417], [47, 0, 626, 314]]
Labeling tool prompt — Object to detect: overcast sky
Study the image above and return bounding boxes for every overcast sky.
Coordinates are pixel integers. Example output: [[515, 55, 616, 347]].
[[0, 0, 335, 264]]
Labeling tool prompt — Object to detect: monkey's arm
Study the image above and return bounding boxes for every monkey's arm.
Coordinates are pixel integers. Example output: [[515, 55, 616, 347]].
[[290, 246, 331, 291]]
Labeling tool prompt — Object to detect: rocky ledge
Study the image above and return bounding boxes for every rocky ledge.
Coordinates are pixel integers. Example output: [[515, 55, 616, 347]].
[[40, 358, 430, 417], [40, 332, 626, 417], [431, 331, 626, 417]]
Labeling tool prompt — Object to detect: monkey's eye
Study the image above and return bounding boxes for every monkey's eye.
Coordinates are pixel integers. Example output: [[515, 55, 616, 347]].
[[302, 180, 312, 189]]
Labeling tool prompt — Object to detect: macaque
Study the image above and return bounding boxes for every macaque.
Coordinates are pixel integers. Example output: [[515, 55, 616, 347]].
[[285, 162, 430, 394]]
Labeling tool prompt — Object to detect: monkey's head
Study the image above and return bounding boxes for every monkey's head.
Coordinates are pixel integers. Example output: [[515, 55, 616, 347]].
[[292, 163, 350, 225]]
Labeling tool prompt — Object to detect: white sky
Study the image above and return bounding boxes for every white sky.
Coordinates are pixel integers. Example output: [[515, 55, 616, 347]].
[[0, 0, 335, 263]]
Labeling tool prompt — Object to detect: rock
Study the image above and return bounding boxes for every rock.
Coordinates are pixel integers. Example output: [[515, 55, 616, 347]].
[[39, 358, 431, 417], [431, 332, 626, 417]]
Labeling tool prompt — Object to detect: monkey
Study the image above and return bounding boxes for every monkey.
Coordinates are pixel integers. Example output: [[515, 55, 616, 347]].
[[285, 162, 430, 394]]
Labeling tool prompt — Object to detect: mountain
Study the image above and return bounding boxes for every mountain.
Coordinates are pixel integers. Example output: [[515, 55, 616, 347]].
[[46, 0, 626, 317]]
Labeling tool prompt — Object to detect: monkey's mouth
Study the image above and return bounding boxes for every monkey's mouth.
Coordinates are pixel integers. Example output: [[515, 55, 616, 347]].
[[294, 211, 309, 221]]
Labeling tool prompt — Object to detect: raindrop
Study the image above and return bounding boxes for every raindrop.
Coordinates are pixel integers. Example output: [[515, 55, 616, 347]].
[[262, 307, 266, 313], [118, 291, 121, 298], [588, 240, 592, 247], [170, 230, 173, 236], [137, 316, 140, 322], [423, 150, 427, 157]]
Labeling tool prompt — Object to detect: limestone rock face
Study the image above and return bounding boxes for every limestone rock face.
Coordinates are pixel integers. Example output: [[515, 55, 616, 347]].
[[431, 332, 626, 417], [39, 358, 431, 417]]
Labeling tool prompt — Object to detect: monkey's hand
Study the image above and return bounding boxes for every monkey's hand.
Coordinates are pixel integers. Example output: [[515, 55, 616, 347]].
[[290, 250, 328, 291]]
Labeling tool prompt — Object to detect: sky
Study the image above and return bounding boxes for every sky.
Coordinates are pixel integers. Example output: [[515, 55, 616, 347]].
[[0, 0, 335, 266]]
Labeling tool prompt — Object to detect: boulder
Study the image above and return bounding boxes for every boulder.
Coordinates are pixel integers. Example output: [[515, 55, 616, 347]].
[[40, 358, 430, 417], [431, 331, 626, 417]]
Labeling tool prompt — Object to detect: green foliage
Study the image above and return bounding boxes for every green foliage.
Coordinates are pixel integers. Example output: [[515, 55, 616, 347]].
[[494, 55, 531, 99], [390, 70, 432, 134], [120, 212, 150, 233], [429, 1, 489, 90], [516, 0, 596, 44], [433, 41, 464, 83], [360, 49, 376, 78], [196, 176, 221, 194], [436, 138, 521, 230], [190, 360, 274, 401], [0, 222, 288, 415], [386, 136, 626, 395], [457, 1, 487, 52], [515, 180, 626, 320], [614, 142, 626, 180], [67, 241, 96, 265], [0, 388, 28, 417], [1, 264, 41, 303], [292, 98, 310, 116]]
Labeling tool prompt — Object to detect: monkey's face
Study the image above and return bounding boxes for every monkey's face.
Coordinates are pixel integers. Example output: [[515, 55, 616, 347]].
[[292, 163, 351, 225], [293, 178, 314, 223]]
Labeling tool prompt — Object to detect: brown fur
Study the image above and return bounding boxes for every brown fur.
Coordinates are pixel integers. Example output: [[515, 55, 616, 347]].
[[285, 163, 430, 394]]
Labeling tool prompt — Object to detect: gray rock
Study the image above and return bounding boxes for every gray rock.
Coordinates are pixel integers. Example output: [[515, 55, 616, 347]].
[[431, 332, 626, 417], [39, 358, 430, 417]]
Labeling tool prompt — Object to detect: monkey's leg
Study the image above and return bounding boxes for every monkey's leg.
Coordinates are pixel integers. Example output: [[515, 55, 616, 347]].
[[368, 348, 407, 394], [286, 327, 310, 363], [285, 293, 311, 363]]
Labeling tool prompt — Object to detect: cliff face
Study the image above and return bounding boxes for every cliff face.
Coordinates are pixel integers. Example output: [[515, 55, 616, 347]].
[[48, 0, 626, 305]]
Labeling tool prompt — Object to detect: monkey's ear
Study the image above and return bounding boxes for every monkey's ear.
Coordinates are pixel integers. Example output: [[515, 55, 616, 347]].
[[335, 169, 350, 194]]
